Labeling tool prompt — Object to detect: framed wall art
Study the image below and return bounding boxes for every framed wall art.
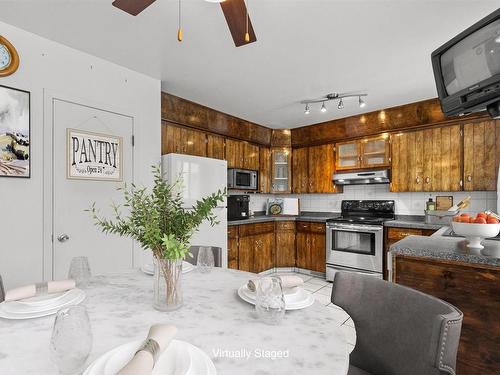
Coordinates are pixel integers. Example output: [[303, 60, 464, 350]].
[[0, 84, 30, 178]]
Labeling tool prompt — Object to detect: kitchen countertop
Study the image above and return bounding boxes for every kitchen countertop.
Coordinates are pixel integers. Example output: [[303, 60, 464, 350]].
[[383, 215, 445, 231], [228, 211, 339, 226], [389, 228, 500, 267]]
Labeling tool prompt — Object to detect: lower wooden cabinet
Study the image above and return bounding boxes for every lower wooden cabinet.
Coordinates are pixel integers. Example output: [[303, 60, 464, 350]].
[[393, 256, 500, 375], [227, 226, 239, 270], [275, 221, 296, 267], [296, 221, 326, 273], [238, 222, 275, 273]]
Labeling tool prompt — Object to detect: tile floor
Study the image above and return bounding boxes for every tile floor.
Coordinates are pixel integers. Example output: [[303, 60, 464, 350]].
[[269, 271, 357, 351]]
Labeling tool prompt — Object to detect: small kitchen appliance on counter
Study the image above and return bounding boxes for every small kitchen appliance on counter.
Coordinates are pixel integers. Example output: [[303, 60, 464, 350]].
[[228, 195, 250, 221], [326, 200, 395, 281], [227, 168, 258, 190]]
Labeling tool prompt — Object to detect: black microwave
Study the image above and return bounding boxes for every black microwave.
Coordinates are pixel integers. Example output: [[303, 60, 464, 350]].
[[227, 168, 258, 190]]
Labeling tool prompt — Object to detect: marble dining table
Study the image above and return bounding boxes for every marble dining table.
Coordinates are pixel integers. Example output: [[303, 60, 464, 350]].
[[0, 268, 355, 375]]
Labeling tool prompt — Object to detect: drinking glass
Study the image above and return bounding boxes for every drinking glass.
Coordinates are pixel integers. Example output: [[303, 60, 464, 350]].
[[255, 277, 286, 325], [197, 247, 215, 273], [68, 257, 91, 288], [50, 305, 93, 375]]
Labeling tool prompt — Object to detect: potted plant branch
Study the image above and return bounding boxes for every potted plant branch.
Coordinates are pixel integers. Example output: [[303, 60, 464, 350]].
[[88, 165, 225, 311]]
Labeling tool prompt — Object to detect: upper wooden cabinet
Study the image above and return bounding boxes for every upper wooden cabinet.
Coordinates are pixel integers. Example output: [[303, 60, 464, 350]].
[[336, 135, 390, 171], [463, 120, 500, 191], [271, 148, 292, 193], [162, 122, 207, 157], [292, 145, 340, 194], [391, 125, 462, 192], [207, 134, 225, 160], [226, 139, 260, 170], [259, 147, 271, 193]]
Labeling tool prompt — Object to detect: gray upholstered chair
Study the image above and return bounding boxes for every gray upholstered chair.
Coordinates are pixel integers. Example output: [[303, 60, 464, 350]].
[[0, 275, 4, 302], [186, 246, 222, 267], [331, 272, 463, 375]]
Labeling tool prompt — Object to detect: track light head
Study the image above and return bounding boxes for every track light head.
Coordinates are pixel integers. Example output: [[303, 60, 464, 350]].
[[304, 104, 310, 115], [359, 96, 366, 108], [338, 99, 344, 109], [321, 102, 327, 113]]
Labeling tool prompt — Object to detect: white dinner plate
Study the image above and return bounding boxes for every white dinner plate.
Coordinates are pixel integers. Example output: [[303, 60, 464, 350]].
[[141, 261, 195, 276], [84, 339, 216, 375], [0, 289, 86, 319], [17, 290, 67, 307], [237, 284, 315, 310]]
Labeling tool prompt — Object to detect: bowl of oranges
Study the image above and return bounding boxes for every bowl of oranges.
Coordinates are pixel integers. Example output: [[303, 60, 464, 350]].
[[452, 212, 500, 249]]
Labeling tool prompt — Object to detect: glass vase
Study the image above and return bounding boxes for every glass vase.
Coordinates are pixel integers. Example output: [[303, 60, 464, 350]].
[[153, 258, 183, 311]]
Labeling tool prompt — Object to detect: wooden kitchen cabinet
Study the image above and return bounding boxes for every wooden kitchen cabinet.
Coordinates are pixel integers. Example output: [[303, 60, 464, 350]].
[[207, 134, 225, 160], [227, 226, 239, 270], [292, 147, 308, 193], [271, 148, 292, 193], [238, 222, 275, 273], [393, 256, 500, 375], [391, 125, 462, 192], [259, 147, 272, 193], [243, 142, 260, 170], [296, 221, 326, 272], [336, 136, 390, 171], [292, 144, 340, 194], [162, 122, 207, 157], [225, 139, 244, 168], [275, 221, 296, 267], [463, 120, 500, 191]]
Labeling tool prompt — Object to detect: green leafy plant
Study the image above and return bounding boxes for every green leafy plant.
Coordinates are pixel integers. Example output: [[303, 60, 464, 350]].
[[88, 165, 226, 262]]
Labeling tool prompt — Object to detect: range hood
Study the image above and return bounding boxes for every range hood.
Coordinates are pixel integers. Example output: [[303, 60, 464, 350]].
[[332, 169, 390, 185]]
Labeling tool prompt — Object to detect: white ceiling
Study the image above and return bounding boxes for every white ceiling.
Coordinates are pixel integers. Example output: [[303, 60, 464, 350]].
[[0, 0, 498, 128]]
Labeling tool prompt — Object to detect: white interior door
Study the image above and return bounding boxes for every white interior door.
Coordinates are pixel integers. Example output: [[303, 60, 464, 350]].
[[52, 99, 134, 279]]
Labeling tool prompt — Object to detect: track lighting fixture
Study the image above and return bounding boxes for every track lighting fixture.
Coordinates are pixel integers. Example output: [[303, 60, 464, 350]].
[[301, 92, 368, 115], [358, 96, 366, 108]]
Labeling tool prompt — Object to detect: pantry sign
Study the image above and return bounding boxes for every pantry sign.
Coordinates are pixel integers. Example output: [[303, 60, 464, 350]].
[[67, 128, 123, 181]]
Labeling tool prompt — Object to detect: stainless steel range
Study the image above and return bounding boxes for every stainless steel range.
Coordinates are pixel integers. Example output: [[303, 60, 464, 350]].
[[326, 200, 395, 281]]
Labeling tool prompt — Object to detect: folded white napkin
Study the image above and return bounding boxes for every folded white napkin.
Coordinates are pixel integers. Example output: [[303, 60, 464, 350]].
[[247, 275, 304, 292], [4, 279, 76, 302], [117, 324, 178, 375]]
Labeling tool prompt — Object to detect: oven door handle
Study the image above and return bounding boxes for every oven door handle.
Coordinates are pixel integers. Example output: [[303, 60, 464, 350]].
[[327, 264, 383, 278], [327, 225, 383, 233]]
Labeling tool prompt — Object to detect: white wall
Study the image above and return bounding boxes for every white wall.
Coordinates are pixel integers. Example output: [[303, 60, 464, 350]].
[[0, 21, 160, 288], [242, 186, 498, 216]]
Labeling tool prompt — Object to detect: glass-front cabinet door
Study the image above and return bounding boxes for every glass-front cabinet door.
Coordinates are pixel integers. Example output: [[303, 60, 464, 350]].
[[271, 148, 291, 193], [335, 141, 361, 170], [361, 136, 390, 168]]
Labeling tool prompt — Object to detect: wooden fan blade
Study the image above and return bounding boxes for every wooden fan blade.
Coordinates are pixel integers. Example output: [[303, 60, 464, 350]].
[[112, 0, 157, 16], [220, 0, 257, 47]]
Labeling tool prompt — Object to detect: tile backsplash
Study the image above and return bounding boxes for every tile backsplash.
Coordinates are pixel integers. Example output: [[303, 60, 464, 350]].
[[233, 185, 498, 216]]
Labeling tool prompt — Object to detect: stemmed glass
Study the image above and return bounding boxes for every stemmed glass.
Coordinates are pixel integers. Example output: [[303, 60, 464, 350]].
[[197, 247, 215, 273], [50, 305, 93, 375], [68, 257, 91, 288], [255, 276, 286, 325]]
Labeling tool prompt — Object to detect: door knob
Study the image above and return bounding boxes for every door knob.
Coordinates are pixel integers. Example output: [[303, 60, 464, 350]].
[[57, 234, 70, 243]]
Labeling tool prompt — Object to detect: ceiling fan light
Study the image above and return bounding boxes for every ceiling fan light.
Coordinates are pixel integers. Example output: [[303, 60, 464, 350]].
[[359, 96, 366, 108], [304, 104, 310, 115], [338, 99, 344, 110], [321, 102, 327, 113]]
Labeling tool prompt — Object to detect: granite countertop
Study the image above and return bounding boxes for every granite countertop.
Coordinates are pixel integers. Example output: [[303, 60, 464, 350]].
[[383, 215, 445, 231], [390, 231, 500, 267], [228, 211, 339, 226], [0, 269, 353, 375]]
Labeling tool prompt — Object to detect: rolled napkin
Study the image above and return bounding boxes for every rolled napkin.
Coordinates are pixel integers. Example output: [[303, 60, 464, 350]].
[[4, 279, 76, 302], [117, 324, 178, 375], [248, 275, 304, 292]]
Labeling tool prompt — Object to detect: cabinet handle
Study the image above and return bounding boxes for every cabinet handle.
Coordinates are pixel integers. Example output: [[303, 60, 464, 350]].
[[415, 176, 420, 184], [425, 177, 431, 184], [466, 175, 472, 182]]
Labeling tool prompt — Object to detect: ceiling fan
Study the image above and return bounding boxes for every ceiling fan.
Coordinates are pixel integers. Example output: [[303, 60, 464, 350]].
[[111, 0, 257, 47], [301, 92, 368, 114]]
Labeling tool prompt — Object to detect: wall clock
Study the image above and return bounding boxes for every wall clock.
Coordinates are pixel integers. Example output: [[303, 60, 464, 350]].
[[0, 35, 20, 77]]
